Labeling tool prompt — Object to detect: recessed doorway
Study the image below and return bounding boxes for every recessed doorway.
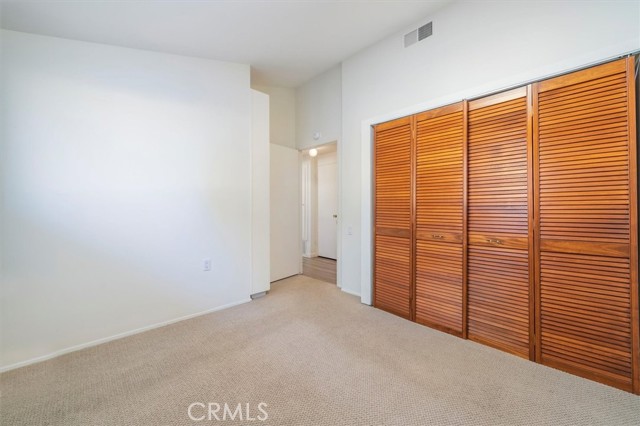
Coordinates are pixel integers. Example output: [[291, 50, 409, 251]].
[[301, 142, 338, 284]]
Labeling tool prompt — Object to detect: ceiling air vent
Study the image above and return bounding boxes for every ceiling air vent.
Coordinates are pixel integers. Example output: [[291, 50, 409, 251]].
[[404, 29, 418, 48], [418, 22, 433, 41], [404, 21, 433, 48]]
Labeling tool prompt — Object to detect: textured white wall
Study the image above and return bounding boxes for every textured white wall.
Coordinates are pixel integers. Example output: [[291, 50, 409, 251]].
[[338, 0, 640, 301], [0, 30, 253, 369]]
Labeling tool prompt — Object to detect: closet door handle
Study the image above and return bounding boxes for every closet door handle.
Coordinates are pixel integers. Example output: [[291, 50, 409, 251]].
[[486, 238, 503, 245], [431, 234, 445, 239]]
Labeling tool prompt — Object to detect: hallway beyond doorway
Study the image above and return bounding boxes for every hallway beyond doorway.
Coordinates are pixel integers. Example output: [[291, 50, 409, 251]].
[[302, 256, 336, 284]]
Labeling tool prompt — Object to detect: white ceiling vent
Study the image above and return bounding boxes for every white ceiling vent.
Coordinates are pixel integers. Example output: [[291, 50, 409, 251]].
[[404, 29, 418, 48], [404, 21, 433, 48]]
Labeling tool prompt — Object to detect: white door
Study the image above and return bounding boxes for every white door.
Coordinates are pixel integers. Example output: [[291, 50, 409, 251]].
[[270, 143, 301, 282], [317, 151, 337, 259]]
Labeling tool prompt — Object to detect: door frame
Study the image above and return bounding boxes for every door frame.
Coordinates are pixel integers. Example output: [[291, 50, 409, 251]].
[[300, 141, 340, 286]]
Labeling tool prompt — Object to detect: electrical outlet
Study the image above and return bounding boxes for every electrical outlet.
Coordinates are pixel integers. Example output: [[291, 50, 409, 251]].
[[203, 258, 212, 271], [347, 225, 353, 236]]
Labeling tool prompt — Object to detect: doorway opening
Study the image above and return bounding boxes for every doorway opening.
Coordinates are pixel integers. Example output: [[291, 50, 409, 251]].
[[301, 142, 338, 284]]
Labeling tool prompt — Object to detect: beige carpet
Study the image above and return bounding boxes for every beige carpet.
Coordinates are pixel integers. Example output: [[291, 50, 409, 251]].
[[1, 275, 639, 425]]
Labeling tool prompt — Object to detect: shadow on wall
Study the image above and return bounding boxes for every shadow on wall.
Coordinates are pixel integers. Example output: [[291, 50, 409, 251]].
[[1, 188, 250, 369]]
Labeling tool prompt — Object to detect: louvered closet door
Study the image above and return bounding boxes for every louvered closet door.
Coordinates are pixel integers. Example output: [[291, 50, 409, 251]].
[[535, 57, 639, 392], [374, 117, 414, 319], [415, 103, 465, 335], [467, 87, 534, 358]]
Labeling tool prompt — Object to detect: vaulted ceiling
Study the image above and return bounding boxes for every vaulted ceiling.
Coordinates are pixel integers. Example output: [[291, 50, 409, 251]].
[[0, 0, 451, 87]]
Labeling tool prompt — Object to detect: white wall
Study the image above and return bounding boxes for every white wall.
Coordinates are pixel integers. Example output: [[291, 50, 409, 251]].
[[251, 90, 270, 295], [252, 85, 296, 148], [0, 30, 254, 370], [338, 0, 640, 301], [296, 65, 342, 150]]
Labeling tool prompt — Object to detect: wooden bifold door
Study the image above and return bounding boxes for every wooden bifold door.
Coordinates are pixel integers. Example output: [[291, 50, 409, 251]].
[[373, 57, 639, 393], [415, 103, 465, 335], [533, 59, 638, 391], [373, 117, 413, 319], [467, 87, 534, 359]]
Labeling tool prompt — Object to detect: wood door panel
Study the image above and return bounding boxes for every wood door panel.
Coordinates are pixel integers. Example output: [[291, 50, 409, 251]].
[[414, 103, 464, 335], [535, 57, 638, 392], [538, 59, 626, 92], [416, 106, 464, 236], [374, 117, 413, 319], [539, 252, 632, 388], [374, 235, 412, 319], [376, 227, 411, 239], [468, 95, 528, 236], [467, 90, 532, 358], [374, 119, 412, 230], [415, 230, 462, 244], [539, 240, 629, 258], [468, 233, 528, 250], [538, 72, 629, 245], [415, 240, 463, 335]]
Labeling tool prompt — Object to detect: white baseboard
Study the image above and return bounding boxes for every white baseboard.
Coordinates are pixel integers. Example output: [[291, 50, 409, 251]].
[[0, 298, 252, 373], [341, 287, 361, 298]]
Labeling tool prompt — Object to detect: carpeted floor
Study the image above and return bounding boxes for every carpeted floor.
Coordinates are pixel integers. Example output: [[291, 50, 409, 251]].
[[1, 275, 639, 425]]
